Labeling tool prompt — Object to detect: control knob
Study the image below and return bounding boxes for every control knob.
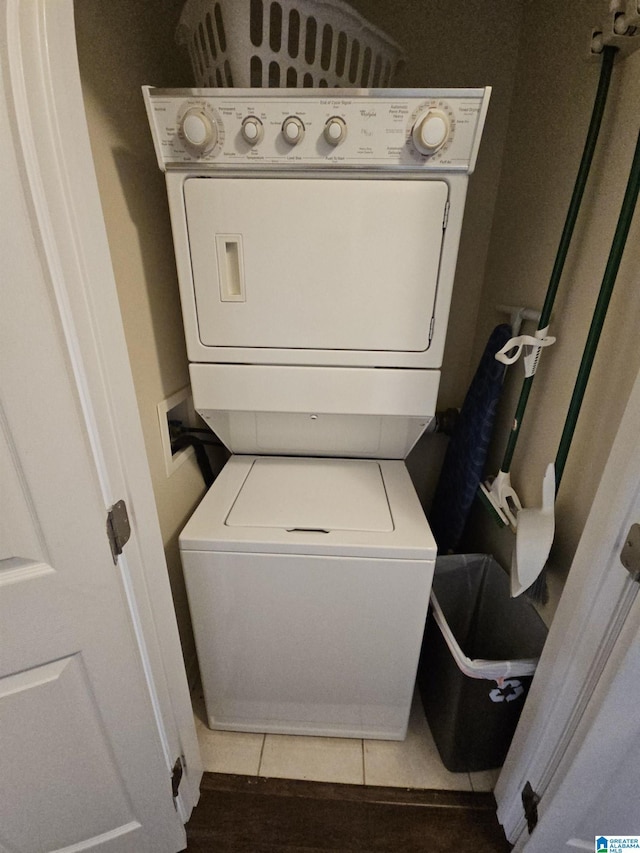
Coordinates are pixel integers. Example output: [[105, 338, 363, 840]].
[[180, 107, 217, 155], [324, 117, 347, 146], [282, 116, 305, 145], [241, 115, 264, 146], [412, 109, 451, 155]]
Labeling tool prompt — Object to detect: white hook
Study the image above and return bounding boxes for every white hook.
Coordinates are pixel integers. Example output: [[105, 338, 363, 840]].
[[494, 326, 556, 376], [496, 304, 541, 338]]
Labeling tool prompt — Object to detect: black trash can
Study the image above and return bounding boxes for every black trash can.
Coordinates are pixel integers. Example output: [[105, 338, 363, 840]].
[[417, 554, 548, 772]]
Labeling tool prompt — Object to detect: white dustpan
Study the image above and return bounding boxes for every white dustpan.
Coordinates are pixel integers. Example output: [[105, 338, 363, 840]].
[[511, 463, 555, 597]]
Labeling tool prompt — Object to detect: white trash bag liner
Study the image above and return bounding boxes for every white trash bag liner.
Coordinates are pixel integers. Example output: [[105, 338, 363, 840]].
[[429, 553, 546, 684]]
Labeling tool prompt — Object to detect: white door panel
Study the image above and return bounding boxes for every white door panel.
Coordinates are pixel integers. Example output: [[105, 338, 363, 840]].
[[0, 420, 47, 564], [519, 592, 640, 852], [0, 46, 186, 849], [185, 178, 448, 351], [496, 365, 640, 851], [0, 657, 136, 850], [0, 411, 183, 852]]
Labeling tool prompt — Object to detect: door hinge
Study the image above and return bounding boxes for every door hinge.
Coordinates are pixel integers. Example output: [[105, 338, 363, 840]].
[[171, 755, 184, 802], [522, 781, 540, 834], [106, 500, 131, 564], [620, 523, 640, 582], [443, 200, 450, 229]]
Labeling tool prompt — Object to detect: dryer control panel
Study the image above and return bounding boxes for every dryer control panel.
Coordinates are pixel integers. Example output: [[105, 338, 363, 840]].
[[143, 87, 491, 174]]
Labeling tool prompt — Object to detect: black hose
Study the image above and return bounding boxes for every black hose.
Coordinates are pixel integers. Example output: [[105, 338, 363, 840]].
[[171, 434, 215, 488]]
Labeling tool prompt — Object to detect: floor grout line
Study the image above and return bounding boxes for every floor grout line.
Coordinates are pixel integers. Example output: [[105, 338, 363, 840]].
[[256, 733, 266, 777], [361, 739, 366, 786]]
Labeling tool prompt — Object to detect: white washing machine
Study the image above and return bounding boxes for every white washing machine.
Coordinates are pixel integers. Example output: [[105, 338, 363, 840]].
[[144, 87, 490, 739]]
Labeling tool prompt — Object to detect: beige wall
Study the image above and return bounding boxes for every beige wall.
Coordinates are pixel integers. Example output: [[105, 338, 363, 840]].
[[74, 0, 208, 679], [350, 0, 523, 407], [348, 0, 524, 501], [465, 0, 640, 620]]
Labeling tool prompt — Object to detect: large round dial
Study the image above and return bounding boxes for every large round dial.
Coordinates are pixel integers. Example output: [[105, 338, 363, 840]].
[[412, 109, 451, 155], [180, 107, 217, 155], [241, 116, 264, 146], [324, 117, 347, 146], [282, 116, 305, 145]]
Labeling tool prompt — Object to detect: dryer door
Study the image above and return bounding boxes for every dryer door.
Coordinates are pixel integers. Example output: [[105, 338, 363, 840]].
[[184, 178, 448, 353]]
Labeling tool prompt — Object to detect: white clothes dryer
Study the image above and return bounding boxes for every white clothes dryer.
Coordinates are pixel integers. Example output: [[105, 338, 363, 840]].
[[144, 87, 491, 739]]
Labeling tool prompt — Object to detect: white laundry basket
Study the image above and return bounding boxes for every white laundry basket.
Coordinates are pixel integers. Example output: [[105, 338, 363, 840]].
[[176, 0, 405, 88]]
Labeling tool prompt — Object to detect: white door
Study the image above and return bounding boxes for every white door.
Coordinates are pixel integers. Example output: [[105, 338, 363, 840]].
[[0, 29, 186, 853], [496, 363, 640, 850], [519, 592, 640, 851]]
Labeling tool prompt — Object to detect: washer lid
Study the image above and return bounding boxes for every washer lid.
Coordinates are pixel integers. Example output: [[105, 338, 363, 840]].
[[180, 456, 437, 560], [226, 457, 393, 532]]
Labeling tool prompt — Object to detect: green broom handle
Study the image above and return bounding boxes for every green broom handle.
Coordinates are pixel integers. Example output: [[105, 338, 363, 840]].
[[500, 46, 616, 474], [555, 127, 640, 490]]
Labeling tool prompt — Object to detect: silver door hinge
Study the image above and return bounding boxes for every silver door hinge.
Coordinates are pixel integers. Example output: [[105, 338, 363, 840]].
[[443, 200, 450, 229], [171, 755, 184, 803], [522, 781, 540, 834], [106, 500, 131, 564], [621, 523, 640, 582]]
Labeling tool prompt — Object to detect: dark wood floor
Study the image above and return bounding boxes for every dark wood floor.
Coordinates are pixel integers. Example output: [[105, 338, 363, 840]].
[[186, 773, 512, 852]]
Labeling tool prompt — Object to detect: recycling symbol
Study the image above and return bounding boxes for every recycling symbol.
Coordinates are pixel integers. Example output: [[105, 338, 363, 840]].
[[489, 679, 525, 703]]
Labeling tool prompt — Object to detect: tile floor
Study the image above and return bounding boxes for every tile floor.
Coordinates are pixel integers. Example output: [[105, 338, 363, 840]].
[[193, 689, 500, 793]]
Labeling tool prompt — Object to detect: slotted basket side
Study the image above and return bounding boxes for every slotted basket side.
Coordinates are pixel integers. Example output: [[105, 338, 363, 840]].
[[176, 0, 405, 88]]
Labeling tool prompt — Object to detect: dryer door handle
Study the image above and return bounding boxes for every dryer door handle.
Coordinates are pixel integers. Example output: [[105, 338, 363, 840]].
[[215, 234, 246, 302]]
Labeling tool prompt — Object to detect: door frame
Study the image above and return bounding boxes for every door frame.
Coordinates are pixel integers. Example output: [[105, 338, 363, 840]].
[[3, 0, 201, 820]]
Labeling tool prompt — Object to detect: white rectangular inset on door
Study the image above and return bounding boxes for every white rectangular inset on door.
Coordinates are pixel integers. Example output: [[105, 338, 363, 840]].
[[215, 234, 246, 302]]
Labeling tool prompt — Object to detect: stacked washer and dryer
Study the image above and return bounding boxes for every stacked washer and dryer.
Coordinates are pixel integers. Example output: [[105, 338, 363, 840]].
[[144, 87, 490, 740]]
